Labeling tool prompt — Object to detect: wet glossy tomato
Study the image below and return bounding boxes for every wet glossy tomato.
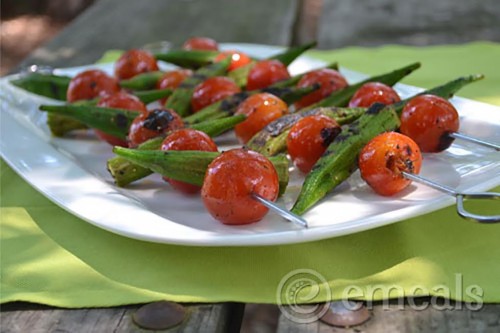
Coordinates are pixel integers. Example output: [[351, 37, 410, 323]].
[[400, 95, 459, 152], [214, 50, 252, 71], [96, 92, 148, 146], [287, 114, 341, 173], [114, 49, 159, 80], [191, 76, 241, 112], [246, 60, 291, 91], [128, 108, 184, 147], [359, 132, 422, 196], [182, 37, 219, 51], [156, 69, 193, 104], [294, 69, 348, 110], [67, 69, 120, 102], [161, 129, 218, 194], [202, 148, 279, 225], [348, 82, 401, 108], [234, 93, 288, 144]]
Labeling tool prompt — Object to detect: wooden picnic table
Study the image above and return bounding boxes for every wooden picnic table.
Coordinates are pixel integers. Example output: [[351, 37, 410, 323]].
[[2, 0, 500, 332]]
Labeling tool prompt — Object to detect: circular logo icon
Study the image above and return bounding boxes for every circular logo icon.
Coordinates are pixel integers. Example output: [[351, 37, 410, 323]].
[[276, 269, 331, 323]]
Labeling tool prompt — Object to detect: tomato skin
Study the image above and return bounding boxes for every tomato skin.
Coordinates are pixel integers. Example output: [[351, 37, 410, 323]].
[[95, 92, 148, 146], [202, 148, 279, 225], [161, 129, 218, 194], [191, 76, 241, 112], [114, 49, 159, 80], [67, 69, 120, 102], [294, 69, 348, 109], [234, 93, 288, 144], [182, 37, 219, 51], [287, 114, 341, 173], [348, 82, 401, 108], [400, 95, 459, 152], [214, 50, 252, 71], [359, 132, 422, 196], [128, 108, 184, 147], [246, 60, 291, 91], [156, 69, 193, 104]]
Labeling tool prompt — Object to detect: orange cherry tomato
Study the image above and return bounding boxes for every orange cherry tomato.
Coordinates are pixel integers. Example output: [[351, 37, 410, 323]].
[[156, 69, 193, 104], [202, 148, 279, 225], [96, 92, 148, 147], [214, 50, 252, 71], [246, 60, 291, 91], [161, 129, 218, 194], [128, 108, 184, 147], [400, 95, 460, 152], [294, 69, 348, 110], [191, 76, 241, 112], [182, 37, 219, 51], [287, 114, 341, 173], [359, 132, 422, 196], [348, 82, 401, 108], [67, 69, 120, 102], [234, 93, 288, 144], [114, 49, 159, 80]]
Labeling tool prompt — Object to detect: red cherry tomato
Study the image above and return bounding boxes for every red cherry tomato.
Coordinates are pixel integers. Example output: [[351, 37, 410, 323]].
[[234, 93, 288, 144], [246, 60, 291, 91], [202, 148, 279, 225], [128, 108, 184, 147], [287, 114, 341, 173], [161, 129, 218, 194], [348, 82, 401, 108], [400, 95, 460, 152], [67, 69, 120, 102], [156, 69, 193, 104], [214, 50, 252, 71], [182, 37, 219, 51], [294, 69, 348, 110], [96, 92, 148, 147], [114, 49, 159, 80], [191, 76, 241, 112], [359, 132, 422, 196]]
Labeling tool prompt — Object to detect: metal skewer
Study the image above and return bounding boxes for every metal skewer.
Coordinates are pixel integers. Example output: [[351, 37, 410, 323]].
[[251, 193, 308, 228], [448, 132, 500, 151], [401, 171, 500, 223]]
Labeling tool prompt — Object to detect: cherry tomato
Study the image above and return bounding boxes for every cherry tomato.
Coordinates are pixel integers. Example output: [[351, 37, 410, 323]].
[[161, 129, 218, 194], [128, 108, 184, 147], [202, 148, 279, 225], [287, 114, 341, 173], [95, 92, 148, 147], [67, 69, 120, 102], [400, 95, 460, 152], [294, 69, 348, 110], [182, 37, 219, 51], [156, 69, 193, 104], [359, 132, 422, 196], [191, 76, 241, 112], [348, 82, 401, 108], [246, 60, 291, 91], [234, 93, 288, 144], [214, 50, 252, 71], [114, 49, 159, 80]]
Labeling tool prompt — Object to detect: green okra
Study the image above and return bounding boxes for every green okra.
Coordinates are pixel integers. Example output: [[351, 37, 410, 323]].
[[112, 148, 290, 196], [119, 71, 164, 90], [165, 57, 231, 117], [154, 50, 220, 68], [10, 73, 71, 101], [290, 74, 485, 215], [133, 88, 173, 104]]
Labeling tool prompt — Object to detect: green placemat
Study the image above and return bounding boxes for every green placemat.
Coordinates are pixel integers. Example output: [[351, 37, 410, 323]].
[[1, 42, 499, 307]]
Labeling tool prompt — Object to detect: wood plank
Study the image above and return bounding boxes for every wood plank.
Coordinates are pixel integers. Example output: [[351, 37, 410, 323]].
[[18, 0, 299, 69], [276, 299, 500, 332], [317, 0, 500, 48], [0, 302, 244, 333]]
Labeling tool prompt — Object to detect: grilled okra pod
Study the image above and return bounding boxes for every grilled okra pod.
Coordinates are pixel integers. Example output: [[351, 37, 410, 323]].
[[10, 73, 71, 101], [154, 50, 220, 68], [119, 71, 165, 90]]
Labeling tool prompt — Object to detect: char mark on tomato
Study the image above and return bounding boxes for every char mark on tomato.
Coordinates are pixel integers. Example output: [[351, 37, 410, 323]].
[[143, 109, 179, 132], [366, 102, 386, 115], [114, 113, 129, 129], [220, 92, 250, 113], [437, 131, 455, 151], [320, 126, 341, 147]]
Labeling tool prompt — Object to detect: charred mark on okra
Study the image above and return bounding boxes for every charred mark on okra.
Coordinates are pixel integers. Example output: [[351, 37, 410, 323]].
[[320, 126, 342, 147], [143, 109, 177, 132], [114, 113, 129, 129], [366, 102, 386, 115], [220, 92, 250, 113]]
